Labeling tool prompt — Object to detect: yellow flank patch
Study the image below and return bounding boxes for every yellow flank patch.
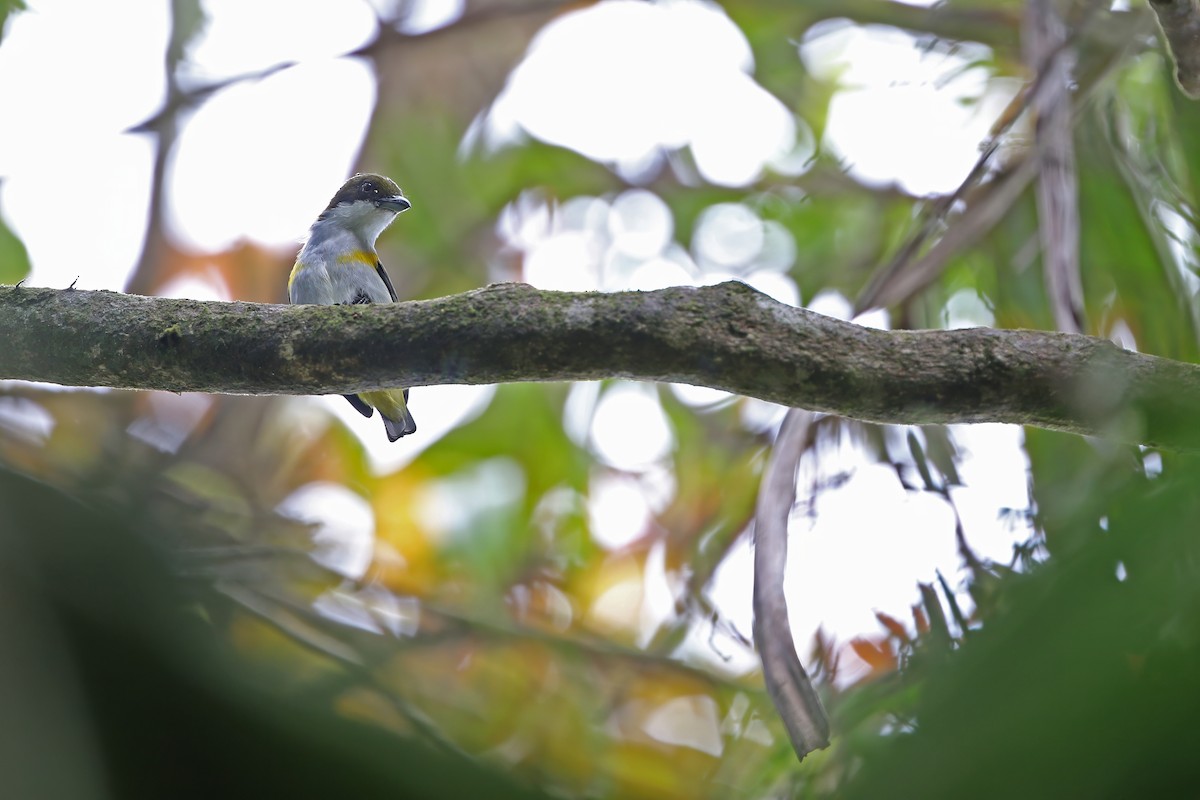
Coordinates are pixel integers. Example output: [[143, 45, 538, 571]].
[[287, 261, 302, 291], [336, 250, 378, 268]]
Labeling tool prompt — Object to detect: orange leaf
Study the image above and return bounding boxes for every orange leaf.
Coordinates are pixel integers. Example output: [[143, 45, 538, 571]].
[[849, 637, 897, 672], [875, 611, 910, 643]]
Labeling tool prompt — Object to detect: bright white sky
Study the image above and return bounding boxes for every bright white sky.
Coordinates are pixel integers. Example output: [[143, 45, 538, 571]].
[[0, 0, 1031, 666]]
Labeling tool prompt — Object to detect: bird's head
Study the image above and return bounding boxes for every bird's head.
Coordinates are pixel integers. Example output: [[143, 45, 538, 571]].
[[317, 173, 411, 244]]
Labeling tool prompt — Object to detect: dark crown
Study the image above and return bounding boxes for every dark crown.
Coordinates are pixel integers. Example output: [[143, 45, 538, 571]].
[[325, 173, 404, 210]]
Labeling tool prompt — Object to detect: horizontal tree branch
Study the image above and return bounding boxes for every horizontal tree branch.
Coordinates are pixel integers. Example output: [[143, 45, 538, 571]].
[[2, 281, 1199, 448]]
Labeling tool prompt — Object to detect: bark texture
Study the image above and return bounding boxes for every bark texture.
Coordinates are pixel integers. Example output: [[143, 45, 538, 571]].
[[1151, 0, 1200, 98], [2, 282, 1199, 448]]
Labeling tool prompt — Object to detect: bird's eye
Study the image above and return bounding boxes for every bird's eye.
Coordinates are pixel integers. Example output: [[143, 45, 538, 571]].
[[362, 181, 375, 194]]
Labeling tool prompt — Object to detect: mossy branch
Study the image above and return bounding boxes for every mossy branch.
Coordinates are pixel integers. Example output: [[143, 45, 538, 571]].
[[2, 281, 1199, 448]]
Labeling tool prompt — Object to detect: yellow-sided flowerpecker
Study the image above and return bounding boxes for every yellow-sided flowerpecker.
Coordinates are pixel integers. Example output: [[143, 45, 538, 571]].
[[289, 173, 416, 441]]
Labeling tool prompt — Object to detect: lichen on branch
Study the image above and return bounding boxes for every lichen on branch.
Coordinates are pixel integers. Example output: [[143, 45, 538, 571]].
[[2, 281, 1199, 448]]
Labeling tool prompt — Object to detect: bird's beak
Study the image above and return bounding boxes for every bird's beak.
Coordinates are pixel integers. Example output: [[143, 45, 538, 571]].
[[378, 195, 411, 212]]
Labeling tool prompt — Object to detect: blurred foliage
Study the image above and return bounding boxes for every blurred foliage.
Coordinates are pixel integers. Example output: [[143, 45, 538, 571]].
[[0, 0, 24, 41], [3, 0, 1200, 797], [0, 190, 29, 283], [839, 436, 1200, 800]]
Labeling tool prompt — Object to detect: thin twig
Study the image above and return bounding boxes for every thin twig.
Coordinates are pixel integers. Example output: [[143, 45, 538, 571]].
[[855, 2, 1113, 315], [126, 0, 575, 138]]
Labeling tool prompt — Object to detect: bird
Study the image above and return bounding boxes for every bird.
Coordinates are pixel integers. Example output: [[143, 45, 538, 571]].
[[288, 173, 416, 441]]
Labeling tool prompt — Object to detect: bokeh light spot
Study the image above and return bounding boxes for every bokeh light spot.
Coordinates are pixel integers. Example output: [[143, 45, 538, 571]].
[[590, 383, 674, 470], [277, 482, 375, 579]]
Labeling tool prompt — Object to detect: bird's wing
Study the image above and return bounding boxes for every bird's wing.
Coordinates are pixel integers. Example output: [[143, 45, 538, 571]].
[[342, 262, 397, 419], [343, 394, 375, 418], [375, 261, 398, 302]]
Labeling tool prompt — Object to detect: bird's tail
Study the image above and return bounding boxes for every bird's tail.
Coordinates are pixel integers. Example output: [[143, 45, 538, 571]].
[[357, 388, 417, 442], [381, 407, 417, 442]]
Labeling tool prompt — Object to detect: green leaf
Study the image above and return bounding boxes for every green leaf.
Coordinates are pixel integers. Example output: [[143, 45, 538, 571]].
[[0, 0, 26, 43], [0, 196, 31, 284], [906, 430, 937, 492]]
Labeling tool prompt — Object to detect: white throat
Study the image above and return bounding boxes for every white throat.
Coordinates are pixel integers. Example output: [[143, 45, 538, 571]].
[[308, 201, 399, 250]]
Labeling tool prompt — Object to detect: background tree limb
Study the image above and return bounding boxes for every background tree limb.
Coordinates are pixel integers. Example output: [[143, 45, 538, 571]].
[[3, 281, 1199, 448], [1150, 0, 1200, 98], [753, 409, 829, 761]]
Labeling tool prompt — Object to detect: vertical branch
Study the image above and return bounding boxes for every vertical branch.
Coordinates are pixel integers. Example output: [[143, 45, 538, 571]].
[[1025, 0, 1085, 333], [125, 0, 205, 295], [1150, 0, 1200, 98], [752, 409, 830, 761]]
